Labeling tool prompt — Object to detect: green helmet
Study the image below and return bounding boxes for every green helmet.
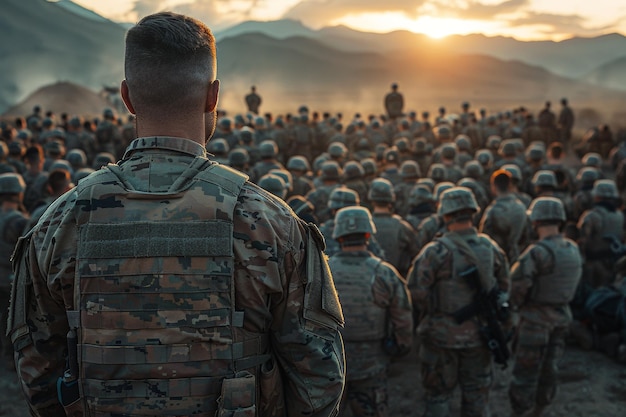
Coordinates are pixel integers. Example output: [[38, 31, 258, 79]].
[[440, 144, 457, 160], [207, 138, 229, 154], [259, 140, 278, 158], [526, 146, 545, 162], [343, 161, 365, 180], [463, 160, 484, 179], [437, 186, 480, 216], [417, 177, 435, 192], [328, 142, 348, 158], [486, 135, 502, 150], [320, 161, 343, 181], [501, 163, 522, 182], [258, 174, 287, 199], [499, 140, 517, 157], [229, 148, 250, 166], [532, 170, 557, 188], [576, 167, 599, 185], [368, 178, 395, 203], [93, 152, 116, 170], [434, 181, 455, 201], [328, 187, 360, 209], [269, 169, 293, 191], [66, 149, 87, 168], [361, 158, 377, 176], [428, 163, 446, 182], [400, 160, 421, 179], [582, 152, 602, 168], [435, 125, 452, 141], [527, 197, 566, 222], [394, 137, 410, 152], [287, 155, 310, 172], [475, 149, 493, 167], [591, 179, 618, 199], [455, 135, 471, 152], [409, 183, 434, 207], [332, 206, 376, 240], [0, 172, 26, 193]]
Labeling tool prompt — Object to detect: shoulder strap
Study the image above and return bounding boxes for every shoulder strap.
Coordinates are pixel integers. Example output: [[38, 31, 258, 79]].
[[534, 240, 556, 274]]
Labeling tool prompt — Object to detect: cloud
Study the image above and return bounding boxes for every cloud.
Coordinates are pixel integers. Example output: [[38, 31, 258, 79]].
[[442, 0, 529, 20], [510, 11, 619, 36], [282, 0, 428, 27]]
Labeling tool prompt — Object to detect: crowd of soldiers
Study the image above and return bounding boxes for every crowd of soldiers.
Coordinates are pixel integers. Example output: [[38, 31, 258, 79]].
[[1, 92, 626, 417]]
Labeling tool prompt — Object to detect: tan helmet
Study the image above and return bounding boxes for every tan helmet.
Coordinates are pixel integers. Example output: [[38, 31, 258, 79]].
[[437, 186, 480, 216], [332, 206, 376, 240], [591, 179, 619, 199], [527, 197, 566, 222]]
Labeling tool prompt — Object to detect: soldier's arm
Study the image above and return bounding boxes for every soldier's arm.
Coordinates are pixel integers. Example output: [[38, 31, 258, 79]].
[[407, 243, 440, 315]]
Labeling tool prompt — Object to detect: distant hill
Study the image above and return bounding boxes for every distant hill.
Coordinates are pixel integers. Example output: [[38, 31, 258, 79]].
[[0, 0, 125, 112], [215, 19, 317, 41], [584, 56, 626, 91]]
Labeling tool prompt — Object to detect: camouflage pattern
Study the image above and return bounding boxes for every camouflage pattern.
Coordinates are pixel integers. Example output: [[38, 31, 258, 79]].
[[407, 228, 509, 417], [8, 136, 345, 417], [328, 250, 412, 417], [508, 235, 583, 416], [479, 194, 530, 264], [371, 212, 419, 277]]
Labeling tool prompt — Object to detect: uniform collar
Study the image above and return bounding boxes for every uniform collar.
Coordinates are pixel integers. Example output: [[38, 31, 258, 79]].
[[123, 136, 207, 159]]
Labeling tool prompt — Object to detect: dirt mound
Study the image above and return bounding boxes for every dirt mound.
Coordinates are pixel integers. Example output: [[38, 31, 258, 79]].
[[1, 81, 121, 119]]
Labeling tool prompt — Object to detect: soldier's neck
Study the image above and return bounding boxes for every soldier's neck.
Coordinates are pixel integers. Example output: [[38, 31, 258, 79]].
[[537, 226, 560, 239]]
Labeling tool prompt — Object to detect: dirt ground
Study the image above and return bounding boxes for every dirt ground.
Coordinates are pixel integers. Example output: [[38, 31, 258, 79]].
[[1, 342, 624, 417]]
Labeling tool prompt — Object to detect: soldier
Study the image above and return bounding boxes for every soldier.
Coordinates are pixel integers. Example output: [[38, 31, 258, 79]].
[[501, 164, 532, 208], [0, 173, 29, 368], [416, 182, 455, 249], [306, 160, 343, 223], [23, 169, 74, 232], [408, 186, 510, 417], [572, 167, 600, 219], [577, 180, 625, 289], [368, 178, 419, 277], [95, 107, 122, 157], [405, 183, 436, 231], [245, 85, 262, 115], [479, 170, 530, 264], [343, 160, 369, 204], [557, 98, 575, 143], [509, 197, 582, 417], [286, 155, 314, 197], [7, 12, 344, 417], [250, 139, 285, 183], [394, 160, 421, 218], [227, 147, 251, 175], [384, 83, 404, 121], [329, 206, 412, 417]]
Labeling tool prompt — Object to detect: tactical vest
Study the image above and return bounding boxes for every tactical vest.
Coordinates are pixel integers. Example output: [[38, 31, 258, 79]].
[[434, 233, 496, 314], [531, 238, 582, 305], [373, 215, 403, 268], [69, 159, 268, 416], [597, 207, 624, 249], [330, 255, 386, 342], [0, 211, 25, 279]]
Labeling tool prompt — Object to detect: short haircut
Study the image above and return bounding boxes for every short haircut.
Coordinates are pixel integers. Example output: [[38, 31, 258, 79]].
[[490, 169, 511, 193], [24, 145, 44, 163], [548, 142, 563, 159], [124, 12, 216, 114], [47, 169, 72, 194]]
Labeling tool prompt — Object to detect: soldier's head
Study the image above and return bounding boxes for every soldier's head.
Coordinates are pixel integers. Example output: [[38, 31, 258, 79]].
[[287, 195, 316, 223], [343, 160, 365, 181], [0, 172, 26, 205], [269, 169, 293, 193], [490, 169, 513, 195], [46, 169, 74, 197], [328, 142, 348, 161], [409, 183, 435, 208], [123, 12, 219, 139], [417, 177, 436, 193], [332, 206, 376, 248], [258, 174, 287, 199], [582, 152, 602, 168], [320, 160, 343, 183], [368, 178, 395, 209], [531, 170, 557, 196], [400, 160, 421, 181], [428, 163, 446, 183], [526, 146, 545, 165], [228, 148, 250, 170], [206, 138, 229, 156], [66, 149, 88, 170], [576, 167, 599, 189], [527, 197, 565, 230], [328, 187, 360, 213], [286, 155, 311, 175], [591, 179, 619, 202], [455, 135, 472, 153], [501, 164, 522, 187], [434, 125, 452, 143], [475, 149, 493, 169], [391, 82, 398, 91], [259, 140, 278, 159], [486, 135, 502, 151], [463, 160, 484, 180], [438, 186, 480, 227]]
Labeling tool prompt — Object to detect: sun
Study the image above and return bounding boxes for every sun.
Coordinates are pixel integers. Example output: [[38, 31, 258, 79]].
[[411, 16, 487, 39]]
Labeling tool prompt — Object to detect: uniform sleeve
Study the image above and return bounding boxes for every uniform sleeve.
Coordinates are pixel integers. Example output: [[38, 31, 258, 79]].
[[373, 263, 413, 355], [509, 246, 538, 309], [407, 243, 442, 317], [269, 220, 345, 417], [493, 241, 511, 294]]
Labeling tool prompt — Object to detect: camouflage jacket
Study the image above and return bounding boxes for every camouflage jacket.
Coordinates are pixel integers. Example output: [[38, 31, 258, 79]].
[[8, 136, 345, 417]]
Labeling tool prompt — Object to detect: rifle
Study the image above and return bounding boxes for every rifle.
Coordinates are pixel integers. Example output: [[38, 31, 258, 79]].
[[452, 266, 511, 369]]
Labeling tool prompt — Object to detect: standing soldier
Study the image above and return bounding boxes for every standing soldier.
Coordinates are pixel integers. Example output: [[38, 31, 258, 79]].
[[394, 160, 421, 218], [384, 83, 404, 121], [557, 98, 575, 143], [369, 178, 419, 277], [408, 187, 510, 417], [95, 108, 122, 157], [509, 197, 582, 417], [329, 206, 413, 417], [0, 173, 29, 368], [245, 85, 262, 115]]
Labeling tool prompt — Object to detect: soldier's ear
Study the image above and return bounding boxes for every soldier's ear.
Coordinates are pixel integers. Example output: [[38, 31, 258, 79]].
[[120, 80, 136, 115], [205, 79, 220, 114]]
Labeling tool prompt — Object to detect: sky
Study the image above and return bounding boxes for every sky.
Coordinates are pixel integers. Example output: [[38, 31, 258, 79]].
[[66, 0, 626, 41]]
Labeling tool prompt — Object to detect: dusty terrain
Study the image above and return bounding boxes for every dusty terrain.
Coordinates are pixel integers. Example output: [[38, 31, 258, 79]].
[[1, 343, 624, 416]]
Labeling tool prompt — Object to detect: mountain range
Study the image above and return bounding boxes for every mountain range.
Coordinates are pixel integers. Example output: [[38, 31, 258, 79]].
[[2, 0, 625, 122]]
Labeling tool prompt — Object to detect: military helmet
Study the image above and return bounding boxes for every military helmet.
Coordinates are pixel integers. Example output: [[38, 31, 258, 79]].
[[440, 143, 457, 160], [286, 155, 310, 172], [591, 179, 619, 199], [428, 163, 446, 182], [207, 138, 229, 154], [383, 147, 399, 163], [434, 125, 452, 141], [437, 186, 480, 216], [400, 160, 421, 179], [414, 138, 430, 154], [218, 117, 232, 129], [66, 149, 87, 168], [343, 160, 365, 180], [92, 152, 116, 170], [45, 140, 66, 156], [328, 187, 360, 209], [582, 152, 602, 168], [332, 206, 377, 240], [475, 149, 493, 167], [499, 141, 517, 157], [532, 170, 557, 188], [576, 167, 599, 185], [259, 140, 278, 158], [486, 135, 502, 150], [501, 163, 522, 182], [0, 172, 26, 193], [356, 137, 371, 151], [103, 108, 115, 119], [229, 148, 250, 166], [320, 160, 343, 181], [269, 169, 293, 191], [287, 195, 314, 216], [455, 135, 471, 152], [328, 142, 348, 158], [74, 168, 95, 184], [417, 177, 435, 192], [239, 127, 254, 144], [254, 116, 265, 127], [368, 178, 395, 203], [434, 181, 455, 201], [49, 160, 74, 175], [394, 138, 410, 152], [526, 146, 545, 162], [258, 174, 287, 199], [463, 160, 484, 179], [360, 158, 377, 176], [409, 183, 434, 207], [527, 197, 566, 222]]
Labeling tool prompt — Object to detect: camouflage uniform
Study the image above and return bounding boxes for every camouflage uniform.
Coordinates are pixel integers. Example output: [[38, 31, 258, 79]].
[[371, 211, 419, 278], [408, 227, 509, 417], [508, 199, 583, 416], [8, 137, 345, 417], [479, 194, 530, 264]]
